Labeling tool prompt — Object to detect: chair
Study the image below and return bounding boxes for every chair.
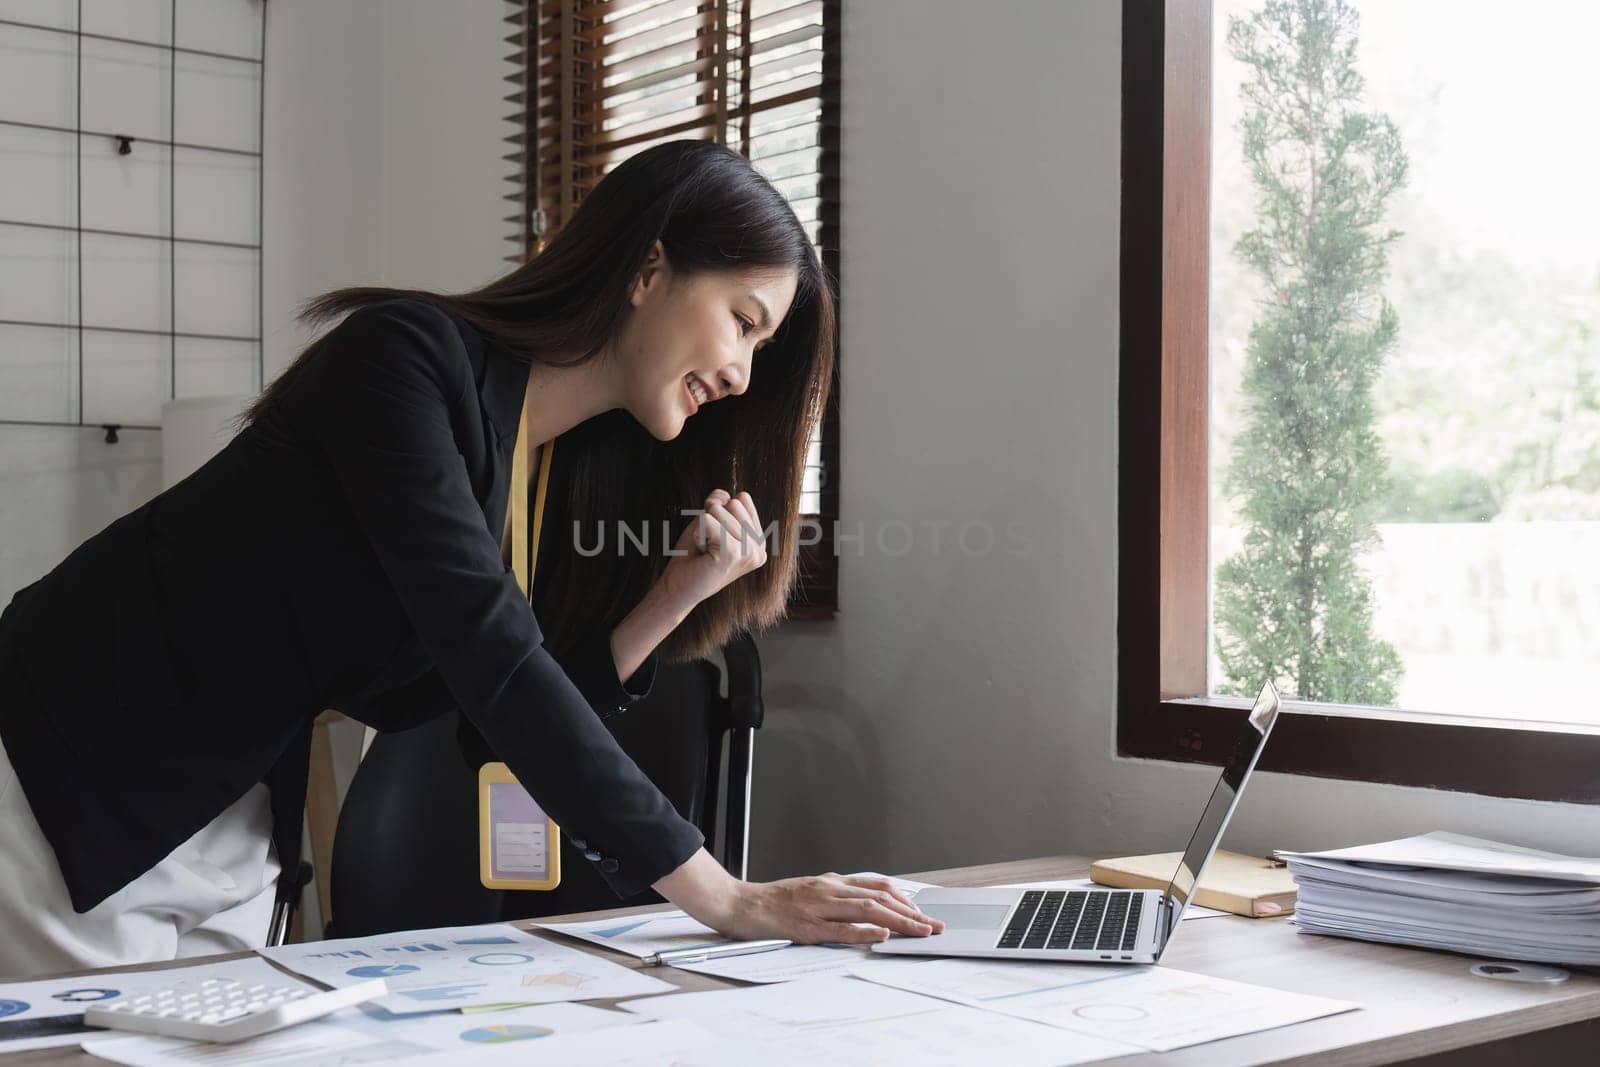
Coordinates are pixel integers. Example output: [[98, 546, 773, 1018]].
[[265, 709, 341, 947], [267, 862, 314, 947], [321, 632, 764, 938]]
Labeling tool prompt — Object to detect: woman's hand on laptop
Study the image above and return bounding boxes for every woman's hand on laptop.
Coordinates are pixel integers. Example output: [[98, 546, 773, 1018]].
[[656, 849, 945, 943], [731, 872, 947, 944]]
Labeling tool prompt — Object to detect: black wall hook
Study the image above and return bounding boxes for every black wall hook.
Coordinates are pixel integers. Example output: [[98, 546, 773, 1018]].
[[114, 134, 134, 156], [102, 424, 121, 444]]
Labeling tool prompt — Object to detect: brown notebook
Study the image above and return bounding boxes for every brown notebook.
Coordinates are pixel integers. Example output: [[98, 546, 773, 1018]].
[[1089, 850, 1298, 918]]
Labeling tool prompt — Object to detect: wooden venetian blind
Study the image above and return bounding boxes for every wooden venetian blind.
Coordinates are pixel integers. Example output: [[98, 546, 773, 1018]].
[[502, 0, 841, 616]]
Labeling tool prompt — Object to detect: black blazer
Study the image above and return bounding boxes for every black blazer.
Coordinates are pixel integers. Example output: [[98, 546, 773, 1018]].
[[0, 298, 704, 914]]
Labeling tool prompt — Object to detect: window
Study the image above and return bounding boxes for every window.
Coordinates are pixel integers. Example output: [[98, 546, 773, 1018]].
[[504, 0, 840, 617], [1118, 0, 1600, 802]]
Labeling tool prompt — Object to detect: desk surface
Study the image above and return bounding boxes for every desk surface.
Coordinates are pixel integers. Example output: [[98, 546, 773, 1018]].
[[7, 854, 1600, 1066]]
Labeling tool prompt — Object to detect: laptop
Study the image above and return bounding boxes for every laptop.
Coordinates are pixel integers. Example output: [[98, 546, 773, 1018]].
[[873, 680, 1281, 964]]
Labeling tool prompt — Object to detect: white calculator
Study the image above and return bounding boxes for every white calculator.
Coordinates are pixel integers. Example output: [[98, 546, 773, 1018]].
[[84, 976, 388, 1043]]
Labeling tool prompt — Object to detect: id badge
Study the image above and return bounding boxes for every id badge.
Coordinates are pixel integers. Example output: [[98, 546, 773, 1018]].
[[478, 761, 561, 890]]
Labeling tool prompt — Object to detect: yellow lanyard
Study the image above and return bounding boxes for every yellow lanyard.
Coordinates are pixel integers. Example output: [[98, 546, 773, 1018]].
[[509, 393, 553, 596], [480, 388, 562, 893]]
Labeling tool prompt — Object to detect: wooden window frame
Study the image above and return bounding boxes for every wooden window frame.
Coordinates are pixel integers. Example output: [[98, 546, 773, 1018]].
[[1117, 0, 1600, 803], [503, 0, 841, 619], [793, 0, 840, 619]]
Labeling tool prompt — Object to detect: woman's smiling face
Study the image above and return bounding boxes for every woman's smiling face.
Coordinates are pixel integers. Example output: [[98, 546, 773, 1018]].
[[613, 241, 799, 441]]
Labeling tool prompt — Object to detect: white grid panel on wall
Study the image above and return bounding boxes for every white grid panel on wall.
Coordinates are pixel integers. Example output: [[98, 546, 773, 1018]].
[[0, 0, 265, 434]]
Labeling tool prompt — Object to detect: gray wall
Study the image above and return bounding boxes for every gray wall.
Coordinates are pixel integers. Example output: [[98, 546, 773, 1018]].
[[262, 0, 385, 378], [263, 0, 507, 380]]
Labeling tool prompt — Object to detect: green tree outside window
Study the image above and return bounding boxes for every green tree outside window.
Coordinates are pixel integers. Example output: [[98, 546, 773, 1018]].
[[1213, 0, 1407, 704]]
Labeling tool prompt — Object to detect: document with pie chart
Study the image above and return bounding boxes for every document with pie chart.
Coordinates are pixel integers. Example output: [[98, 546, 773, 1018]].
[[260, 922, 674, 1014]]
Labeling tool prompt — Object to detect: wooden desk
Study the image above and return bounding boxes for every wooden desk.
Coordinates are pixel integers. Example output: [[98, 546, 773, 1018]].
[[7, 855, 1600, 1065]]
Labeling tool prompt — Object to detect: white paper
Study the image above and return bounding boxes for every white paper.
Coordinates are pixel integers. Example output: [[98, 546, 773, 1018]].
[[539, 874, 941, 984], [540, 909, 726, 958], [82, 1001, 641, 1067], [0, 956, 314, 1054], [493, 822, 547, 874], [540, 909, 943, 985], [1290, 901, 1600, 965], [391, 1018, 760, 1066], [683, 942, 937, 984], [1292, 905, 1600, 962], [853, 958, 1358, 1052], [1285, 854, 1600, 905], [1281, 833, 1600, 965], [995, 878, 1229, 920], [619, 974, 1139, 1066], [1278, 832, 1600, 884], [1294, 883, 1600, 939], [259, 922, 673, 1014]]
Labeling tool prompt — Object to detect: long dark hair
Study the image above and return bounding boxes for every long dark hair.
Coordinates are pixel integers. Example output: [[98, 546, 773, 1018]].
[[240, 140, 835, 661]]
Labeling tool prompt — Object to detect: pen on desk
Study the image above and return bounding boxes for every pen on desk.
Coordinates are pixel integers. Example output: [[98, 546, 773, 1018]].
[[640, 939, 793, 967]]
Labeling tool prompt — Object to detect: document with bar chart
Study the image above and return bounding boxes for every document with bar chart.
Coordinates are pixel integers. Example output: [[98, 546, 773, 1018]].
[[260, 922, 673, 1014]]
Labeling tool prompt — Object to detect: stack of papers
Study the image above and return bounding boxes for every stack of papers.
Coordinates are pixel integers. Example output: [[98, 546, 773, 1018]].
[[1278, 832, 1600, 965]]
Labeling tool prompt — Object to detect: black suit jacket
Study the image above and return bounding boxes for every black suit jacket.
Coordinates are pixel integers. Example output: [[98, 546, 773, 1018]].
[[0, 298, 703, 914]]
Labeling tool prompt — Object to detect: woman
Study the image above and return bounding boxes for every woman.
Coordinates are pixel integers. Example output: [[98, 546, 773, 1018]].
[[0, 141, 941, 978]]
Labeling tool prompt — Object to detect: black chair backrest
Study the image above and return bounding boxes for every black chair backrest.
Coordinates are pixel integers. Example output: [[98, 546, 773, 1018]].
[[326, 646, 750, 939]]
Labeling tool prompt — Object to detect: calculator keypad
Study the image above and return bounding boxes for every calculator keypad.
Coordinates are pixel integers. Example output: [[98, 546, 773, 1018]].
[[101, 978, 312, 1024]]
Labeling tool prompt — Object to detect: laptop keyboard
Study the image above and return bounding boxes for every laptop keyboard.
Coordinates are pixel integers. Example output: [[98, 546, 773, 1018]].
[[995, 890, 1144, 952]]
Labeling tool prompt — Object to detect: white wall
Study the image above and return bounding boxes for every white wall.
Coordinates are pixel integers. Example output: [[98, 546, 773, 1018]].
[[745, 0, 1596, 882], [0, 427, 161, 606], [0, 0, 445, 607]]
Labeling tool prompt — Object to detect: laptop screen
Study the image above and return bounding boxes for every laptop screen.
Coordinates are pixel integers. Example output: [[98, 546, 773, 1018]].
[[1160, 681, 1281, 935]]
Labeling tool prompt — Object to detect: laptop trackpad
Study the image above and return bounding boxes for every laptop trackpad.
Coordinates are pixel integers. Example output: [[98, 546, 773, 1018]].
[[921, 904, 1011, 931]]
